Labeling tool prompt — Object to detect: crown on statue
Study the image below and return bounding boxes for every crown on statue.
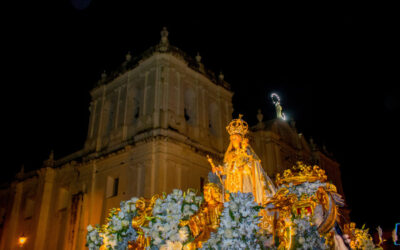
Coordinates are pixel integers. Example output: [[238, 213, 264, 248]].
[[275, 162, 327, 186], [226, 114, 249, 136]]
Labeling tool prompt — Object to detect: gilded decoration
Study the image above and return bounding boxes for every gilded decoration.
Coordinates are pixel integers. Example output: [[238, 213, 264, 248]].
[[129, 194, 161, 249], [183, 183, 224, 249], [87, 117, 361, 250], [275, 161, 328, 186], [266, 162, 344, 249]]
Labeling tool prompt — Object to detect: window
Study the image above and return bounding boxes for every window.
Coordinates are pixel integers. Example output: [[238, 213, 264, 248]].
[[57, 188, 69, 211], [24, 199, 35, 219], [134, 104, 140, 119], [200, 177, 205, 193], [113, 178, 119, 197], [106, 176, 119, 198], [184, 88, 196, 125], [133, 87, 141, 121], [208, 102, 219, 136], [105, 101, 115, 134], [184, 108, 190, 121]]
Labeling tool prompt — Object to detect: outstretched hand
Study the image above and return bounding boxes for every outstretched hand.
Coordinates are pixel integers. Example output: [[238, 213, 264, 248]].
[[207, 155, 222, 174]]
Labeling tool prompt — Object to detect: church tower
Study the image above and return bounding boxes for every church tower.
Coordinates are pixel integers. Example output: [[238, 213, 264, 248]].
[[84, 28, 232, 157], [0, 28, 233, 250], [79, 27, 233, 208]]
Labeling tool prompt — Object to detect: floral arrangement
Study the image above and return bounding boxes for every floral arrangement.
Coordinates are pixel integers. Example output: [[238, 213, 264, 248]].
[[86, 181, 348, 249], [281, 181, 326, 199], [346, 224, 382, 250], [201, 192, 264, 250], [273, 180, 330, 249], [292, 216, 328, 250], [86, 225, 103, 250], [143, 189, 203, 249], [86, 197, 138, 250]]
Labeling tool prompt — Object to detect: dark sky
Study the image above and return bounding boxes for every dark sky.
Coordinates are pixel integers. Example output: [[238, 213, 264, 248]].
[[3, 1, 399, 231]]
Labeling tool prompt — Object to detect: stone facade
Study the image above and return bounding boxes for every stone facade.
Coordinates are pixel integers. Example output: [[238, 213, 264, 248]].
[[0, 29, 345, 250], [250, 118, 344, 196]]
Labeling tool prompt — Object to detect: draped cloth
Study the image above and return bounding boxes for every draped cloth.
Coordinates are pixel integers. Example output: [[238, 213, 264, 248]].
[[223, 145, 276, 205]]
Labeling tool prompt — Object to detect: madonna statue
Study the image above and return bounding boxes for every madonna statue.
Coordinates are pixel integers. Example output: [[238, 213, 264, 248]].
[[208, 114, 276, 205]]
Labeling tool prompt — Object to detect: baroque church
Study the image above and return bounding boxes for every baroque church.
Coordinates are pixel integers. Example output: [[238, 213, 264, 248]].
[[0, 28, 345, 250]]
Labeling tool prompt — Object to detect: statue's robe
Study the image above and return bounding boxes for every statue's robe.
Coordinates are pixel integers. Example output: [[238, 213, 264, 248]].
[[223, 146, 275, 204]]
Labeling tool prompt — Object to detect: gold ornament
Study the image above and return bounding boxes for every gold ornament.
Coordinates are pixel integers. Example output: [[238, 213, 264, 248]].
[[226, 114, 249, 136], [129, 194, 161, 249], [267, 163, 341, 249], [315, 187, 338, 234], [275, 161, 327, 186], [343, 223, 377, 250], [183, 183, 224, 249]]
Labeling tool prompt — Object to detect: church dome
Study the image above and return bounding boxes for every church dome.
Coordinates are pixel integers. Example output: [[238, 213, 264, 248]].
[[259, 118, 300, 149]]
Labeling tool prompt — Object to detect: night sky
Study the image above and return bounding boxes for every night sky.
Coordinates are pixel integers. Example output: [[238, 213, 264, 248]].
[[3, 1, 399, 232]]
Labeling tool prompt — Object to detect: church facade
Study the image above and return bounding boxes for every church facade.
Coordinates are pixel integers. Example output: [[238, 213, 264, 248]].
[[0, 28, 345, 250]]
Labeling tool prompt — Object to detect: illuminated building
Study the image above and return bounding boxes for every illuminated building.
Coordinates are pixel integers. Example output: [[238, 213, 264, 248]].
[[0, 28, 345, 249]]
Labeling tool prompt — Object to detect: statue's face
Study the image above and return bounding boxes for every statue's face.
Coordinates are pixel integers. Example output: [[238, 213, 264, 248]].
[[230, 134, 242, 149], [204, 186, 221, 204], [204, 188, 212, 203]]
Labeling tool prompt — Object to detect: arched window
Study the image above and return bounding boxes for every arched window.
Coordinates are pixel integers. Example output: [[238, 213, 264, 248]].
[[209, 102, 219, 136], [132, 87, 142, 122], [104, 102, 113, 135], [117, 87, 126, 128], [104, 93, 117, 134], [184, 87, 196, 125]]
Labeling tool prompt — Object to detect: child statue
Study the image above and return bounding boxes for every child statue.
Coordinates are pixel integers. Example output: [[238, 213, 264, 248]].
[[184, 183, 224, 249]]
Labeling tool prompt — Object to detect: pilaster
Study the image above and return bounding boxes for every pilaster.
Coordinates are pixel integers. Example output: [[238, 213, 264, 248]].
[[33, 167, 56, 250], [3, 182, 23, 250]]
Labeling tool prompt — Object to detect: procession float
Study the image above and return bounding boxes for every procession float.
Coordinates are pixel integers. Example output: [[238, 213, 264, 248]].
[[86, 115, 382, 250]]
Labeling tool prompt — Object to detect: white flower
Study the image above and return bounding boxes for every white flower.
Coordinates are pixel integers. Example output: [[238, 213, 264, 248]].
[[195, 196, 203, 203], [143, 189, 203, 248], [224, 228, 233, 238], [172, 189, 183, 197], [178, 227, 189, 242], [183, 204, 190, 214], [87, 224, 94, 231], [229, 202, 238, 212], [160, 240, 183, 250], [184, 195, 193, 203], [89, 233, 97, 241], [121, 219, 129, 227], [202, 192, 262, 249]]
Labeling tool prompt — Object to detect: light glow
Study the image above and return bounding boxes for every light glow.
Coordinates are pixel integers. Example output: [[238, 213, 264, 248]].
[[18, 236, 27, 246], [271, 93, 286, 120], [271, 93, 280, 105]]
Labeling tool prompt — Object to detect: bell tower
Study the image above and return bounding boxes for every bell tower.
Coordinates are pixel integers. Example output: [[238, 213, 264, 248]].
[[83, 28, 233, 197]]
